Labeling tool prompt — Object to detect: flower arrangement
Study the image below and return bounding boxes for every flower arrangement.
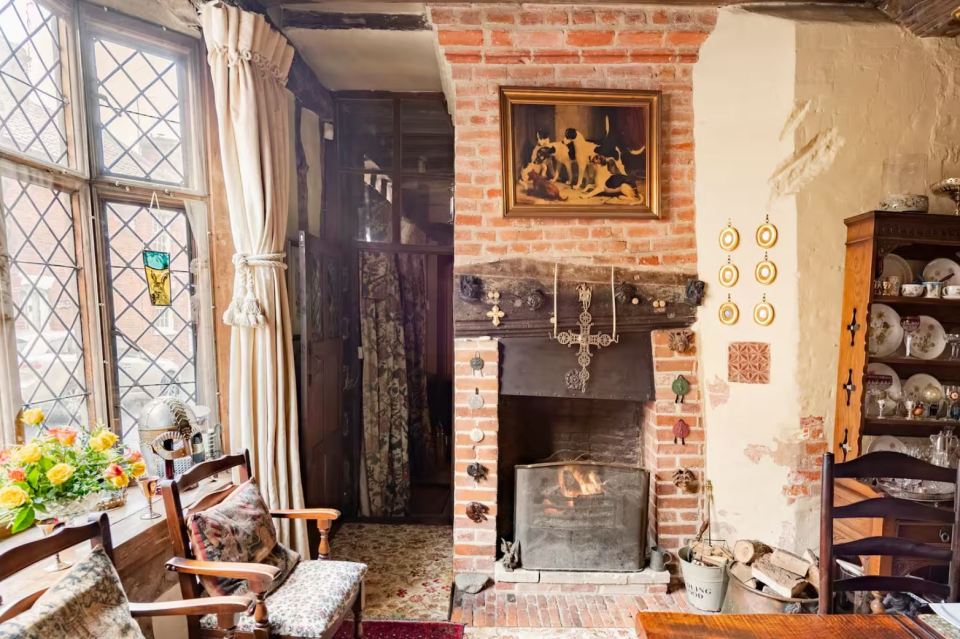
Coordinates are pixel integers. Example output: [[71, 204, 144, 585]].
[[0, 409, 146, 533]]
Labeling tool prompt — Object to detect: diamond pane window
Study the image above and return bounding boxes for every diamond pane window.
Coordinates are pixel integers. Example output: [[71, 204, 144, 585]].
[[91, 37, 185, 185], [102, 201, 196, 446], [0, 0, 70, 166], [0, 176, 88, 427]]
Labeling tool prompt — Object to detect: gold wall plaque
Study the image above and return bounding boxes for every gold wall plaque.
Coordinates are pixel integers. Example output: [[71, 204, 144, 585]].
[[756, 217, 778, 249], [755, 256, 777, 284], [754, 296, 775, 325], [719, 297, 740, 325], [719, 221, 740, 251], [719, 260, 739, 287]]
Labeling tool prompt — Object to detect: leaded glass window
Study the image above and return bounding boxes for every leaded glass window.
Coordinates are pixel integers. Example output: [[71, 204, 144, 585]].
[[0, 175, 88, 427], [0, 0, 71, 167], [89, 36, 186, 185], [101, 200, 196, 446]]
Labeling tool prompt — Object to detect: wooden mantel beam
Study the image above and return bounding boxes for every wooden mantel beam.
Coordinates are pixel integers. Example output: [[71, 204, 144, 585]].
[[281, 10, 430, 31], [876, 0, 960, 36], [154, 0, 334, 120]]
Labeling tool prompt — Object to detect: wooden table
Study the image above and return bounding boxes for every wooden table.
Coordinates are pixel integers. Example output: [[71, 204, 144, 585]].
[[636, 612, 946, 638]]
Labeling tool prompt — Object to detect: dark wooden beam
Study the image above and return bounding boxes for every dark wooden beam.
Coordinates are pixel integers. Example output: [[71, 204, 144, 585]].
[[281, 10, 430, 31], [877, 0, 960, 36]]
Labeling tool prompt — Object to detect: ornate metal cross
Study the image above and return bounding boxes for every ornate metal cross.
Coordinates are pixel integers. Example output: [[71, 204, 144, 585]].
[[553, 283, 618, 393]]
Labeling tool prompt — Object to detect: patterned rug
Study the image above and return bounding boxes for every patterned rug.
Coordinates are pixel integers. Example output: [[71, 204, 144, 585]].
[[332, 523, 453, 621], [335, 621, 464, 638], [464, 630, 634, 639]]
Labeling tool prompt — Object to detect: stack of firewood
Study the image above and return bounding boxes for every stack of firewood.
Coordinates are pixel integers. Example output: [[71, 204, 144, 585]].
[[729, 540, 819, 599]]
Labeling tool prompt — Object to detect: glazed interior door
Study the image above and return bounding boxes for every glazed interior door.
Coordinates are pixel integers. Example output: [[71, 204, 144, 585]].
[[298, 231, 344, 510]]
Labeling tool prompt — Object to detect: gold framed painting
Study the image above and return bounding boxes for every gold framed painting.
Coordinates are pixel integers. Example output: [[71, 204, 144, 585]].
[[500, 86, 661, 218]]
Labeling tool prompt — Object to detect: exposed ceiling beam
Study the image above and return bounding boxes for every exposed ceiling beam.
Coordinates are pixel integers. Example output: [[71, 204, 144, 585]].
[[877, 0, 960, 35], [155, 0, 334, 119], [281, 10, 430, 30]]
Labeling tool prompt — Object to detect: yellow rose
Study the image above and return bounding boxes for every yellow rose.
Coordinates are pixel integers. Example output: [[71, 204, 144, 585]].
[[104, 464, 129, 489], [46, 463, 74, 486], [12, 443, 41, 465], [0, 485, 29, 509], [20, 408, 44, 426], [89, 430, 119, 452], [129, 460, 146, 478]]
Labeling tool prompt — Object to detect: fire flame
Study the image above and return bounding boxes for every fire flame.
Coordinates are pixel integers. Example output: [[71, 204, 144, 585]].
[[557, 466, 604, 498]]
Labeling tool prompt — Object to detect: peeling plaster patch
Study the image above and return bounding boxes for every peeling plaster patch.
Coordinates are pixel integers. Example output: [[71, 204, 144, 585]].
[[707, 374, 730, 407], [777, 520, 798, 551], [742, 416, 827, 505], [779, 99, 813, 142], [769, 127, 844, 199]]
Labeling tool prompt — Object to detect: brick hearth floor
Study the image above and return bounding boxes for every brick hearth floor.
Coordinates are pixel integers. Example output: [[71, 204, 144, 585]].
[[453, 588, 691, 634]]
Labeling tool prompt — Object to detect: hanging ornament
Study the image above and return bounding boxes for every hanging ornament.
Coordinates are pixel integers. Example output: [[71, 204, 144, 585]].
[[673, 419, 691, 445], [470, 352, 485, 376], [719, 294, 739, 325], [755, 252, 778, 285], [755, 214, 779, 249], [142, 250, 171, 307], [754, 294, 775, 326], [719, 219, 740, 252], [672, 375, 691, 403], [719, 256, 739, 288], [468, 389, 485, 409]]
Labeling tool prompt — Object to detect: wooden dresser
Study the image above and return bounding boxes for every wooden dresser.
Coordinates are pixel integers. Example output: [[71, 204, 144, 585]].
[[832, 210, 960, 579]]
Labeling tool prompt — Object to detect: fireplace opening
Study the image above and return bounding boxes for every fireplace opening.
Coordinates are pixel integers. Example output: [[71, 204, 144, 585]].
[[497, 394, 649, 571]]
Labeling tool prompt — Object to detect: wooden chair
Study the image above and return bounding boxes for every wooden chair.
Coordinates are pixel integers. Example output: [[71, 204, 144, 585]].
[[820, 451, 960, 613], [0, 512, 255, 636], [160, 451, 365, 639]]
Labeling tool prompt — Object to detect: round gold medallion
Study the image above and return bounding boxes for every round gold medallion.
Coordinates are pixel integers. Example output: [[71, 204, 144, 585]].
[[719, 262, 739, 288], [755, 258, 777, 285], [756, 221, 778, 249], [753, 298, 775, 326], [719, 224, 740, 252], [719, 298, 740, 325]]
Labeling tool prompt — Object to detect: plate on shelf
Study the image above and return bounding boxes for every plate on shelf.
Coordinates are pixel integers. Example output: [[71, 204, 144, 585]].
[[865, 363, 901, 417], [903, 373, 944, 401], [868, 303, 903, 357], [865, 436, 910, 455], [911, 315, 947, 360], [882, 254, 914, 284], [922, 258, 960, 286]]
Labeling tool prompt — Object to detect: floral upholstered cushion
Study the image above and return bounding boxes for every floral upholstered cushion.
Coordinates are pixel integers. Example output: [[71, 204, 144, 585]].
[[0, 547, 144, 639], [200, 559, 367, 637], [186, 478, 300, 596]]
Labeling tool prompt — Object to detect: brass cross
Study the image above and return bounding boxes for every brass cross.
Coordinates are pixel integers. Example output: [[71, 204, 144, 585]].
[[486, 304, 505, 327], [553, 283, 618, 392]]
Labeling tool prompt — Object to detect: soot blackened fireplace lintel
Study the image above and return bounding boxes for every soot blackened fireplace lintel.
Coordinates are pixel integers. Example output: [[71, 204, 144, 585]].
[[515, 461, 650, 572]]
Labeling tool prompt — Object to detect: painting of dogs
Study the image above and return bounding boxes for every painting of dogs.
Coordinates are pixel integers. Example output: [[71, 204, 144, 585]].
[[500, 87, 661, 218]]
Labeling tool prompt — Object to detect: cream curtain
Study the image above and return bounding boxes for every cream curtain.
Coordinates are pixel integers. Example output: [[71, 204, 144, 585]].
[[200, 2, 307, 553]]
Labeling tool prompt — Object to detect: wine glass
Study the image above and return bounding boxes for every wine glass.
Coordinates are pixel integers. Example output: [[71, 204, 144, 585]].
[[902, 316, 921, 358], [947, 332, 960, 360], [38, 519, 71, 572], [138, 476, 161, 520], [863, 374, 893, 418]]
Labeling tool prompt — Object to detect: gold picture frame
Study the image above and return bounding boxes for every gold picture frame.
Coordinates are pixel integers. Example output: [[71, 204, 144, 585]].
[[500, 86, 661, 218]]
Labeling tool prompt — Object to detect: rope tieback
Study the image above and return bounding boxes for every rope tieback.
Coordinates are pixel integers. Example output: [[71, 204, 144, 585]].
[[222, 252, 287, 328]]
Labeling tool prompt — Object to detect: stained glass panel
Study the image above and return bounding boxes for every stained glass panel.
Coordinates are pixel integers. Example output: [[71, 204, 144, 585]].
[[102, 201, 196, 446], [0, 0, 69, 166]]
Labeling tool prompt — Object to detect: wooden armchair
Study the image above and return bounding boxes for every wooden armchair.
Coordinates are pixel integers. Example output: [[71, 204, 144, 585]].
[[0, 513, 255, 637], [160, 451, 365, 639], [820, 451, 960, 614]]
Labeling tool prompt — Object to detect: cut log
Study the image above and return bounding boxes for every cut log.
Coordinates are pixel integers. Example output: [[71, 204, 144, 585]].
[[769, 549, 812, 577], [700, 553, 730, 568], [733, 539, 771, 565], [752, 557, 807, 599], [730, 561, 758, 588], [802, 548, 819, 566]]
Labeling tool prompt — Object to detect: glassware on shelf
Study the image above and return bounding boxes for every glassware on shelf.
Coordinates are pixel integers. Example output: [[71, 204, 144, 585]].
[[38, 519, 71, 572], [946, 385, 960, 420], [863, 374, 894, 419], [138, 476, 161, 520], [923, 384, 945, 418], [902, 316, 922, 358], [904, 399, 919, 420], [947, 332, 960, 359]]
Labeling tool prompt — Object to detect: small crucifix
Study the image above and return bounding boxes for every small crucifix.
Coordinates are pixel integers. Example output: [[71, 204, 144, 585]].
[[551, 266, 619, 393]]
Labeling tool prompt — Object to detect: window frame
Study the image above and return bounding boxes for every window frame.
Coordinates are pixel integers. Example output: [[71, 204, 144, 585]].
[[0, 0, 219, 444]]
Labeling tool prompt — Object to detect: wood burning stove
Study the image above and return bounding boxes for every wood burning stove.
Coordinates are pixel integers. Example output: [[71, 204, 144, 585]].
[[514, 461, 649, 571]]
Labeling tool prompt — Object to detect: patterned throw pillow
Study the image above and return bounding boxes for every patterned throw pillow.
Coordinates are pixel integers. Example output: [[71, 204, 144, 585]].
[[187, 478, 300, 596], [0, 546, 144, 639]]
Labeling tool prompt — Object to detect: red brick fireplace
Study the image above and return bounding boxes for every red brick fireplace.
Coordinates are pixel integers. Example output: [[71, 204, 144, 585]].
[[431, 3, 714, 579]]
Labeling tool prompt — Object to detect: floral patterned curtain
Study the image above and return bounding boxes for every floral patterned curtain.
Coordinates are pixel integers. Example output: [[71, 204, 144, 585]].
[[396, 253, 433, 477], [359, 251, 410, 516]]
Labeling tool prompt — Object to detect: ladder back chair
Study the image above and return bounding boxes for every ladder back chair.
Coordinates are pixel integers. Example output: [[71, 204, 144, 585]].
[[820, 451, 960, 613], [160, 451, 366, 639], [0, 513, 255, 637]]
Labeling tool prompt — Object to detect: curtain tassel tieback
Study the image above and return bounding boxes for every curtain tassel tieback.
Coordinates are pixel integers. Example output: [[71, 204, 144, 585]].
[[223, 252, 287, 328]]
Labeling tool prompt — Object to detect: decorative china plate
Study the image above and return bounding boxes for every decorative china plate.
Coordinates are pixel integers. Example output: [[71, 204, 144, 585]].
[[922, 258, 960, 286], [865, 436, 909, 455], [868, 303, 902, 357], [911, 315, 947, 360], [903, 373, 943, 401], [881, 254, 913, 284]]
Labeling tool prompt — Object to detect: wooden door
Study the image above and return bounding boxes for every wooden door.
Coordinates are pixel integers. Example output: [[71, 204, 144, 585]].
[[298, 231, 344, 510]]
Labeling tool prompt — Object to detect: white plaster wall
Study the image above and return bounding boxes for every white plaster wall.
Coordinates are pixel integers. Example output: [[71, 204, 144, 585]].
[[696, 7, 960, 552], [693, 7, 800, 549]]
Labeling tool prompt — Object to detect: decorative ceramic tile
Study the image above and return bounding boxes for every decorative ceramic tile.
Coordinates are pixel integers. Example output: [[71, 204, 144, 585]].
[[728, 342, 771, 384]]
